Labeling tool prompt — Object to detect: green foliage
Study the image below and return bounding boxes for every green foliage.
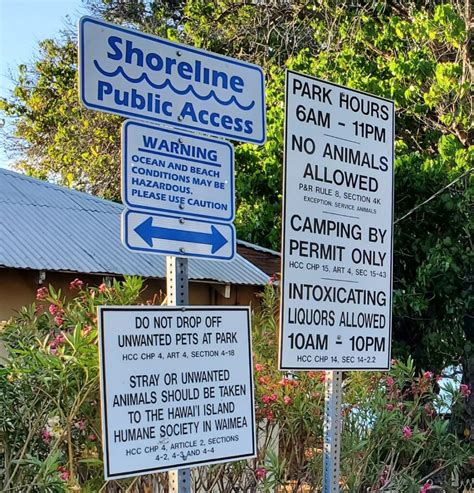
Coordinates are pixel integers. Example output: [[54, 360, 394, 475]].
[[0, 37, 122, 200], [0, 277, 144, 491], [1, 283, 470, 492]]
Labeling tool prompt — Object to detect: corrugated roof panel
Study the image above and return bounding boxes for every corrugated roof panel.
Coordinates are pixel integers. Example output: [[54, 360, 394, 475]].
[[0, 169, 268, 285]]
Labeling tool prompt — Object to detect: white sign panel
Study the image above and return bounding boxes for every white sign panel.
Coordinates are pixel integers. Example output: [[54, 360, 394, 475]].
[[79, 16, 266, 144], [279, 70, 394, 370], [122, 121, 234, 222], [98, 306, 255, 480], [122, 209, 235, 261]]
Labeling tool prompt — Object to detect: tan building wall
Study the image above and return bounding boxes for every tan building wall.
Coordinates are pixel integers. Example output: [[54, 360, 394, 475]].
[[0, 267, 262, 322]]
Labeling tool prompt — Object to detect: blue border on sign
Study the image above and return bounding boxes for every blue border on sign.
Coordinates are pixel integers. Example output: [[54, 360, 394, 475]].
[[121, 120, 235, 222], [78, 16, 266, 145], [121, 209, 236, 261]]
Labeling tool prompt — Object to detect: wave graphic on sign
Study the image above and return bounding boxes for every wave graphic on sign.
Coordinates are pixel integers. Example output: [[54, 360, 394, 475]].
[[93, 61, 256, 111]]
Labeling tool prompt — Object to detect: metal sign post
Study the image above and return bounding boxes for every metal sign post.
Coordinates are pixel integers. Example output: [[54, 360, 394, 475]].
[[166, 255, 191, 493], [323, 371, 343, 493]]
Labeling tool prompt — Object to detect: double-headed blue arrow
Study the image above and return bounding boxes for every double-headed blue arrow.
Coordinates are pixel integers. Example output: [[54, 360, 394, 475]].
[[134, 217, 228, 254]]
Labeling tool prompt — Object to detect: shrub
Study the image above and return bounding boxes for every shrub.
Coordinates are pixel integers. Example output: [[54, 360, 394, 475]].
[[0, 280, 470, 492]]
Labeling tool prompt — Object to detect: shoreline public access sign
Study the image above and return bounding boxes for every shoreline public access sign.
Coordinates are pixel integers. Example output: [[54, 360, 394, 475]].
[[79, 15, 266, 261], [279, 70, 394, 371], [98, 306, 255, 480], [79, 16, 266, 144]]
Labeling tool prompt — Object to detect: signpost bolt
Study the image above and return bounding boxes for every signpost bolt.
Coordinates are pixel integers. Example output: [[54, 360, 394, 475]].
[[179, 218, 185, 224], [337, 335, 342, 340], [178, 138, 184, 143], [180, 247, 185, 253], [179, 204, 185, 209], [176, 50, 182, 56], [178, 116, 184, 121]]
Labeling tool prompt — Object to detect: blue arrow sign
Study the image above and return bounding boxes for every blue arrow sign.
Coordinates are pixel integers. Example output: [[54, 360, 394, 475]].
[[135, 217, 228, 253], [122, 210, 235, 261]]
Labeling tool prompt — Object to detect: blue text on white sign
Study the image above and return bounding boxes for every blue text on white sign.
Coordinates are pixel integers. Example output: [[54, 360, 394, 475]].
[[79, 16, 266, 144], [122, 121, 234, 221]]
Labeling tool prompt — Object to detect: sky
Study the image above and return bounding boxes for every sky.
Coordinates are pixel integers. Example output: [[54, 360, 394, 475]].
[[0, 0, 87, 167]]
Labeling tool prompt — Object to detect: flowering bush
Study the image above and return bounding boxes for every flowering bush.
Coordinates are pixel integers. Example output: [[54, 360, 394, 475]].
[[0, 277, 145, 491], [0, 281, 470, 492], [246, 287, 470, 492]]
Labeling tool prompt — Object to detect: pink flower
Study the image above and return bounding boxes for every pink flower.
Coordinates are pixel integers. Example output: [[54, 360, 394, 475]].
[[50, 333, 65, 352], [49, 304, 59, 316], [98, 283, 107, 293], [283, 396, 292, 405], [420, 480, 431, 492], [255, 467, 267, 480], [268, 275, 275, 285], [255, 363, 264, 372], [42, 428, 52, 443], [88, 433, 97, 441], [270, 393, 278, 402], [265, 410, 273, 421], [60, 470, 70, 481], [69, 278, 84, 290], [386, 376, 395, 386], [57, 466, 70, 481], [75, 420, 85, 431], [36, 287, 48, 300], [424, 404, 434, 416], [423, 371, 433, 379], [262, 395, 271, 404], [377, 465, 390, 488], [54, 316, 64, 326], [460, 384, 471, 397], [386, 404, 394, 411], [402, 426, 413, 439], [81, 325, 92, 337]]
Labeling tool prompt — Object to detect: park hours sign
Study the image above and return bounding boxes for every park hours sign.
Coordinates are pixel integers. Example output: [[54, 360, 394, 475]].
[[279, 70, 394, 371], [98, 306, 255, 479]]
